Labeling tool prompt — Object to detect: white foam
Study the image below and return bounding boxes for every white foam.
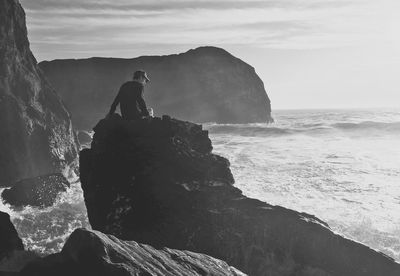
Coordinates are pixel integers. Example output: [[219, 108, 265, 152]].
[[209, 108, 400, 262]]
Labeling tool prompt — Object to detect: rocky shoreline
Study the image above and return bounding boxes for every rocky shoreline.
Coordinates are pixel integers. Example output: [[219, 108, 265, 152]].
[[2, 115, 400, 275]]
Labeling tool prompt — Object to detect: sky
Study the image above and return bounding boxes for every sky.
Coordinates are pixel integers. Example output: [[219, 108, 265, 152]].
[[20, 0, 400, 110]]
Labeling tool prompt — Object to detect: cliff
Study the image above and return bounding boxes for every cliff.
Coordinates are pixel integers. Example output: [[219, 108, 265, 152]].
[[0, 0, 78, 186], [39, 47, 272, 130], [80, 115, 400, 276], [20, 228, 245, 276]]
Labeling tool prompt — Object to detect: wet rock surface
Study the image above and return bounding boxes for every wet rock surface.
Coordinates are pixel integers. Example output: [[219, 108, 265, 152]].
[[20, 228, 245, 276], [0, 0, 78, 186], [1, 173, 69, 207], [80, 115, 400, 276], [39, 46, 273, 130]]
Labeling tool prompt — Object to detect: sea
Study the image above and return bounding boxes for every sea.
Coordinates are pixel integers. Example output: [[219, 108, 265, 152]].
[[1, 108, 400, 262]]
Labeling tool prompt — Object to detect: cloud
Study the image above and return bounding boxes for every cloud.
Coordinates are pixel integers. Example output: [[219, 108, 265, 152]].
[[19, 0, 397, 60], [22, 0, 357, 12]]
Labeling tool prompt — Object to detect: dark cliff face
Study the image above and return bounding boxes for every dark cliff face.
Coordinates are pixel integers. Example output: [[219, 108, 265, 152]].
[[39, 47, 272, 130], [0, 211, 24, 260], [0, 0, 78, 185], [21, 228, 245, 276], [80, 115, 400, 276]]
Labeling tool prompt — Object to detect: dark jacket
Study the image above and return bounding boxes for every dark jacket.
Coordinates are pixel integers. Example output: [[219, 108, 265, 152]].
[[109, 81, 149, 120]]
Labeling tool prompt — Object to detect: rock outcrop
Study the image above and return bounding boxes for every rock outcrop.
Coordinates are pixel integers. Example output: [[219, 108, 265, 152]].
[[0, 212, 23, 260], [1, 173, 69, 207], [39, 46, 272, 130], [0, 0, 78, 186], [21, 228, 245, 276], [80, 115, 400, 276]]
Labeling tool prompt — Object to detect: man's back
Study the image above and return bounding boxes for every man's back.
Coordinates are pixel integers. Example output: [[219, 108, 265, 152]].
[[109, 81, 149, 120]]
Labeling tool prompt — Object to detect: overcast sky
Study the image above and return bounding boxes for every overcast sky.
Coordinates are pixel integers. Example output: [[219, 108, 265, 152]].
[[20, 0, 400, 109]]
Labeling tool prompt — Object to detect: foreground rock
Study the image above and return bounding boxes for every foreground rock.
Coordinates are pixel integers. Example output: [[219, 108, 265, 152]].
[[0, 251, 38, 274], [21, 228, 245, 276], [0, 0, 78, 186], [39, 46, 273, 130], [1, 173, 69, 207], [0, 212, 23, 260], [80, 115, 400, 276], [0, 212, 37, 274]]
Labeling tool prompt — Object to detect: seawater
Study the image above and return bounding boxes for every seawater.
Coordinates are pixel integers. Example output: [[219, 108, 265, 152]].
[[207, 108, 400, 261], [0, 108, 399, 262], [0, 182, 90, 255]]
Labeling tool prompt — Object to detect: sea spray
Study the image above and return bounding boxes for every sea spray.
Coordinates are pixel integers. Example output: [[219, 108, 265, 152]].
[[207, 108, 400, 262], [0, 183, 90, 255]]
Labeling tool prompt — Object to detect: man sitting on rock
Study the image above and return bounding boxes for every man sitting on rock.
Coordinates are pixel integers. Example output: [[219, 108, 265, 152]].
[[107, 70, 151, 120]]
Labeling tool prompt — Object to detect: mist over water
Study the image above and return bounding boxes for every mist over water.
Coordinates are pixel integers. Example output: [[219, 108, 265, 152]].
[[1, 108, 399, 262], [207, 108, 400, 261]]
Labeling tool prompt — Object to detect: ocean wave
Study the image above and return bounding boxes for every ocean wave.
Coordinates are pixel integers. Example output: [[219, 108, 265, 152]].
[[206, 125, 295, 136], [332, 121, 400, 131], [206, 121, 400, 137]]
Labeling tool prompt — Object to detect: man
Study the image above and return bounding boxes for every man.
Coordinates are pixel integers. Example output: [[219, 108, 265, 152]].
[[107, 70, 150, 120]]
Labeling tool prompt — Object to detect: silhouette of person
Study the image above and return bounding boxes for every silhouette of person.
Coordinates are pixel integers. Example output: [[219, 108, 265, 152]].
[[107, 70, 150, 120]]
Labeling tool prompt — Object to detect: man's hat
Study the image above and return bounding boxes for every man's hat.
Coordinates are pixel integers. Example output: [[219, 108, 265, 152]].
[[133, 70, 150, 82]]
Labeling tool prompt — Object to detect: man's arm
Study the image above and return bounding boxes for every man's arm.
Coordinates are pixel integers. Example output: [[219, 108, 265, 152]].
[[137, 88, 150, 117]]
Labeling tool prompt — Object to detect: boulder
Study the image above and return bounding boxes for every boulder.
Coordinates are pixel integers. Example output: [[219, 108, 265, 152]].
[[0, 251, 39, 274], [39, 46, 273, 130], [20, 228, 245, 276], [1, 173, 69, 207], [0, 0, 78, 186], [0, 212, 23, 260], [80, 115, 400, 276]]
